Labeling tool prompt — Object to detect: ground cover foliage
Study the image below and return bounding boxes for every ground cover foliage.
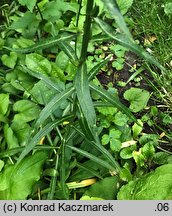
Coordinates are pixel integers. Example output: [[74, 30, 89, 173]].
[[0, 0, 172, 200]]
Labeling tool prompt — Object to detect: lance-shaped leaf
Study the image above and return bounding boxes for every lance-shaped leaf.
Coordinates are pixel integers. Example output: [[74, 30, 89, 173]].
[[57, 41, 78, 66], [35, 86, 75, 128], [74, 63, 96, 132], [101, 0, 132, 39], [95, 17, 164, 70], [88, 57, 110, 81], [72, 126, 121, 172], [17, 115, 73, 165], [97, 0, 165, 70], [4, 33, 77, 53], [20, 65, 62, 93], [90, 83, 137, 123], [66, 145, 116, 173]]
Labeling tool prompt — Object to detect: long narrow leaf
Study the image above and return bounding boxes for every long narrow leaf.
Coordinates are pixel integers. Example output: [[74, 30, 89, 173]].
[[66, 145, 117, 172], [94, 18, 137, 53], [126, 66, 145, 84], [101, 0, 132, 39], [20, 65, 62, 93], [16, 115, 73, 165], [0, 146, 60, 158], [76, 103, 95, 141], [35, 86, 75, 128], [95, 17, 164, 70], [72, 125, 121, 172], [58, 41, 78, 66], [74, 63, 96, 131], [4, 34, 77, 53], [90, 83, 137, 122], [89, 140, 121, 172], [93, 101, 113, 107], [88, 57, 110, 81], [59, 140, 69, 199], [47, 154, 59, 200], [80, 0, 94, 62], [75, 163, 103, 180]]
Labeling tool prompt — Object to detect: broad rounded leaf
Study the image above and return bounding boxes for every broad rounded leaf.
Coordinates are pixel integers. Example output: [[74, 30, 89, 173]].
[[30, 80, 57, 105], [113, 112, 128, 126], [132, 119, 143, 139], [84, 176, 120, 200], [0, 151, 47, 199], [118, 164, 172, 200], [13, 100, 41, 122], [101, 134, 110, 145], [164, 3, 172, 16], [9, 12, 39, 38], [11, 121, 31, 146], [25, 53, 51, 75], [139, 134, 159, 146], [18, 0, 37, 12], [109, 128, 121, 139], [4, 124, 19, 149], [120, 168, 132, 182], [153, 152, 172, 165], [141, 143, 155, 161], [1, 52, 17, 69], [120, 145, 136, 159], [97, 106, 117, 116], [132, 150, 145, 167], [110, 139, 121, 152], [124, 88, 150, 112], [117, 0, 133, 15]]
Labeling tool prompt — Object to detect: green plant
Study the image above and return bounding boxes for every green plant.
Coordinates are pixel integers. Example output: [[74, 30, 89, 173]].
[[123, 87, 150, 113], [0, 0, 171, 200], [118, 164, 172, 199], [81, 176, 120, 200], [130, 0, 172, 120], [164, 2, 172, 17], [0, 151, 47, 199]]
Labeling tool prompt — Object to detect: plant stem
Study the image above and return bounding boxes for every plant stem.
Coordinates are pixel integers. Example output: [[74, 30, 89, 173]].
[[79, 0, 94, 64], [75, 0, 82, 56]]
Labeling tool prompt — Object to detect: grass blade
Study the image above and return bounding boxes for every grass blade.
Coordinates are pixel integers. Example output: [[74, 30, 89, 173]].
[[4, 33, 77, 53], [74, 63, 96, 131], [35, 86, 75, 128], [90, 83, 137, 122], [17, 115, 73, 165], [66, 145, 117, 172], [126, 66, 145, 84]]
